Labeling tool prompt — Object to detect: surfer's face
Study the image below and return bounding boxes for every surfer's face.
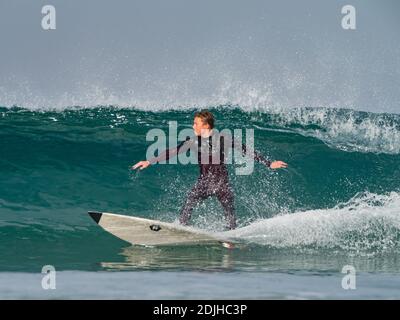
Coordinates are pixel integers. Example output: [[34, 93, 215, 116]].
[[193, 117, 210, 136]]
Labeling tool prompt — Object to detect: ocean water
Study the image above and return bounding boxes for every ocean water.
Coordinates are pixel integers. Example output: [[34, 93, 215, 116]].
[[1, 105, 400, 299]]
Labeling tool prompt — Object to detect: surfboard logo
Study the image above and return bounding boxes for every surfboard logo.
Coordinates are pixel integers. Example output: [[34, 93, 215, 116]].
[[149, 224, 162, 232]]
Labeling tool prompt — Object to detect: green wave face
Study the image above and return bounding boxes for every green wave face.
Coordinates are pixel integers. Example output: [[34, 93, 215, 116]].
[[1, 105, 400, 272]]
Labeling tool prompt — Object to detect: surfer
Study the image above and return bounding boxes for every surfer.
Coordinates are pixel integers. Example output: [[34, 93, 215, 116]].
[[132, 110, 287, 230]]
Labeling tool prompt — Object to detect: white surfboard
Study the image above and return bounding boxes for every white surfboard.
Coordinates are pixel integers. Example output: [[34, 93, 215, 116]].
[[88, 211, 233, 247]]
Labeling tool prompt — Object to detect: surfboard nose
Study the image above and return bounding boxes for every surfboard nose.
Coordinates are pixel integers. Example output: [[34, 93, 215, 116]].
[[88, 211, 103, 224]]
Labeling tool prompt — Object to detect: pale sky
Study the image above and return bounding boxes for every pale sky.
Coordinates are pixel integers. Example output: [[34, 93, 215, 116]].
[[0, 0, 399, 113]]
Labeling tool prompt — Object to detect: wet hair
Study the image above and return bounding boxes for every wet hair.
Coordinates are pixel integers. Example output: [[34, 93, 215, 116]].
[[194, 110, 215, 129]]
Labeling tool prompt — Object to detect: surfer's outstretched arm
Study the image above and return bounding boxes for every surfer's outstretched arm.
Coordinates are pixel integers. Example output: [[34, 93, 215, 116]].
[[230, 136, 287, 169], [132, 137, 194, 170]]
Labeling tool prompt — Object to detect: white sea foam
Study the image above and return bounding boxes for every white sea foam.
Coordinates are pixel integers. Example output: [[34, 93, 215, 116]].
[[223, 192, 400, 253], [253, 107, 400, 154]]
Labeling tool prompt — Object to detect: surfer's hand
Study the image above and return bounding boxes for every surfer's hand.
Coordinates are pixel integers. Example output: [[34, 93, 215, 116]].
[[132, 160, 150, 170], [269, 161, 288, 169]]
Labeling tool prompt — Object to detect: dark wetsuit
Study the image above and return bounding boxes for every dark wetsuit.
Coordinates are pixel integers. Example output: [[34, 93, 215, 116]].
[[148, 130, 271, 230]]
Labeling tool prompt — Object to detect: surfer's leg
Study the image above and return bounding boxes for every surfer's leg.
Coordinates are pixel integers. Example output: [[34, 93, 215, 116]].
[[179, 181, 208, 225], [216, 184, 236, 230]]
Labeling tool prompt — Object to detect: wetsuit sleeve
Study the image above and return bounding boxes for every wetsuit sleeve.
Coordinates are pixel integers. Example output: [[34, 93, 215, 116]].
[[230, 136, 272, 167], [148, 136, 194, 165]]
